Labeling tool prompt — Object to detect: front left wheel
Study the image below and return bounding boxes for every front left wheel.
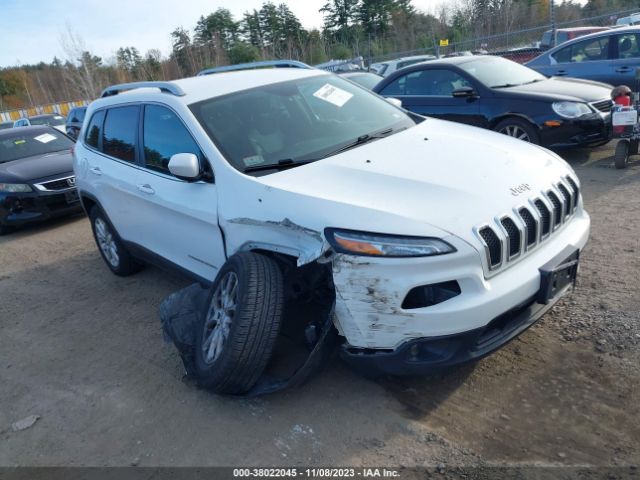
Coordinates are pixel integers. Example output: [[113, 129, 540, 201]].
[[494, 117, 540, 145], [194, 252, 284, 395]]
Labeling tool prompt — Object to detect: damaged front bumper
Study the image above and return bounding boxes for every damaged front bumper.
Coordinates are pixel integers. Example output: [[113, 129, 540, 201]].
[[340, 289, 560, 376], [331, 210, 590, 373]]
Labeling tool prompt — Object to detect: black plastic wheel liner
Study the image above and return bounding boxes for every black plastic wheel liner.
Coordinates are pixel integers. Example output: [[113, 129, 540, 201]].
[[159, 283, 338, 397]]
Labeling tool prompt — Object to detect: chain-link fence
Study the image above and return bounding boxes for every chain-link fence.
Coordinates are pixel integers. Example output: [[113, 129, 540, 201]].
[[367, 7, 640, 67]]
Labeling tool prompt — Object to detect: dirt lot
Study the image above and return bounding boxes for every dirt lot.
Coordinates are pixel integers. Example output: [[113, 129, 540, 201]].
[[0, 143, 639, 473]]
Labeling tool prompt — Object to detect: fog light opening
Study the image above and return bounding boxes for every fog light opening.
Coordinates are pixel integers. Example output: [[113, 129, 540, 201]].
[[401, 280, 461, 309]]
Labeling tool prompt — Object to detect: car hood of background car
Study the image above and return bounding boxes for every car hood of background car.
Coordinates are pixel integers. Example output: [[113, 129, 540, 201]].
[[0, 151, 74, 183], [245, 118, 575, 248], [495, 77, 612, 102]]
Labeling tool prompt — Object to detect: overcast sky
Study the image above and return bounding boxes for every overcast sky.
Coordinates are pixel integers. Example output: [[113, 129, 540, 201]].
[[0, 0, 446, 67]]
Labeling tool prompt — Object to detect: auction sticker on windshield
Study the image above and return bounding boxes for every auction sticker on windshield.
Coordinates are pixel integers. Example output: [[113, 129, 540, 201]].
[[34, 133, 58, 144], [313, 83, 353, 107]]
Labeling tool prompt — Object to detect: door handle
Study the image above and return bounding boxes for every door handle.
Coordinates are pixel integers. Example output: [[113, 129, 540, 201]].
[[137, 184, 155, 195], [556, 70, 567, 76], [89, 166, 102, 175], [616, 67, 631, 73]]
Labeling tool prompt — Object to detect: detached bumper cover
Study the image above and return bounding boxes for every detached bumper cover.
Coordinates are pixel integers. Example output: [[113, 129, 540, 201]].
[[341, 285, 566, 376]]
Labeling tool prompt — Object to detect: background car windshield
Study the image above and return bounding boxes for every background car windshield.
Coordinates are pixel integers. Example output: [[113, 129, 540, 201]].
[[190, 75, 414, 173], [459, 57, 545, 87], [0, 130, 73, 163], [30, 115, 65, 126]]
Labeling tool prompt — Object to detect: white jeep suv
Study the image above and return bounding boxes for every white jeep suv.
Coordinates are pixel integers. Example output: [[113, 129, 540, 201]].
[[74, 67, 590, 393]]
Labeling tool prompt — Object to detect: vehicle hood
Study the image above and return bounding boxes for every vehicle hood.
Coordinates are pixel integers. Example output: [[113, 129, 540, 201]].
[[496, 77, 612, 102], [0, 150, 74, 183], [243, 119, 574, 249]]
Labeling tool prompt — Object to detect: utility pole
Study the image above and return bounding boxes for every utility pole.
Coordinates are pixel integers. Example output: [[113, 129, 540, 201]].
[[550, 0, 556, 48]]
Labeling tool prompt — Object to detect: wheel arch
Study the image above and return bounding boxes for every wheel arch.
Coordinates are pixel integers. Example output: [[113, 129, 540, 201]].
[[489, 113, 541, 131]]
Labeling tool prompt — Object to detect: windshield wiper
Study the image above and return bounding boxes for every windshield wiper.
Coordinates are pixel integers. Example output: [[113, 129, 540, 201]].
[[491, 83, 521, 89], [316, 127, 406, 159], [243, 158, 315, 174]]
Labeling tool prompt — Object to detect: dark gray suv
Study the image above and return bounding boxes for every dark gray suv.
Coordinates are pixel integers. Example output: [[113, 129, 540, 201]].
[[65, 107, 87, 140]]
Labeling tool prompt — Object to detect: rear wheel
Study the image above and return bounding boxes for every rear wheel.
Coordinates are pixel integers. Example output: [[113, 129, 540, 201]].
[[0, 224, 14, 236], [89, 207, 142, 276], [630, 139, 639, 156], [194, 252, 284, 395], [614, 140, 630, 169], [494, 117, 540, 145]]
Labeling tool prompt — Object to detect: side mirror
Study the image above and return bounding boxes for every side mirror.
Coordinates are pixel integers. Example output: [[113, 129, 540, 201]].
[[452, 87, 477, 98], [168, 153, 200, 181], [386, 97, 403, 108]]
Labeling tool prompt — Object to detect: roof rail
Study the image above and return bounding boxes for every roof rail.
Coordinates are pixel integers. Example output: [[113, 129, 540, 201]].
[[197, 60, 311, 76], [100, 81, 185, 98]]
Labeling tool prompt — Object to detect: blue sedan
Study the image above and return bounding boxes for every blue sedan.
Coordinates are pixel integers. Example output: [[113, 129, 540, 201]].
[[527, 26, 640, 88]]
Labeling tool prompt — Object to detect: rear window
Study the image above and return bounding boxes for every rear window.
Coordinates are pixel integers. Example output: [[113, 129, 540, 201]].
[[69, 108, 86, 123], [102, 106, 139, 162], [0, 130, 73, 163], [30, 115, 65, 126]]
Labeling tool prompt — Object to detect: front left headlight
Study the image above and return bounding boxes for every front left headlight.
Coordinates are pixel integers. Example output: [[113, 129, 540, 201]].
[[552, 101, 592, 119], [0, 183, 32, 193], [325, 228, 456, 257]]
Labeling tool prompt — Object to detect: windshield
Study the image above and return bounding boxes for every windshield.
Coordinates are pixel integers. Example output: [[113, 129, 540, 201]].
[[30, 115, 65, 126], [0, 129, 74, 163], [459, 57, 546, 88], [190, 74, 415, 174]]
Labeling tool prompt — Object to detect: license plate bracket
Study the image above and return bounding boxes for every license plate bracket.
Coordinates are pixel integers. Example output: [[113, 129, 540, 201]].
[[537, 246, 580, 304], [65, 189, 80, 204]]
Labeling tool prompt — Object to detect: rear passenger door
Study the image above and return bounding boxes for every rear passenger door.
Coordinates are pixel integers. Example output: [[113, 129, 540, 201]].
[[609, 32, 640, 87], [129, 103, 224, 281], [83, 105, 143, 242]]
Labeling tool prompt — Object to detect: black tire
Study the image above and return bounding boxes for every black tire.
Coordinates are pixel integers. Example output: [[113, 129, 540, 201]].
[[195, 252, 284, 394], [89, 206, 142, 276], [0, 224, 14, 236], [614, 140, 630, 169], [493, 117, 540, 145], [630, 139, 639, 156]]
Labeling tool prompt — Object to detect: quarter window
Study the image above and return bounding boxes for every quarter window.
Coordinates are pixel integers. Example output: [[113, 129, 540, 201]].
[[142, 105, 202, 173], [84, 110, 105, 149], [553, 36, 610, 63], [102, 106, 138, 162]]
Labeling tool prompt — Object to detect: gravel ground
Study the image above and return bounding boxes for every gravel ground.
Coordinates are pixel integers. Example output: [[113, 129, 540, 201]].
[[0, 143, 638, 475]]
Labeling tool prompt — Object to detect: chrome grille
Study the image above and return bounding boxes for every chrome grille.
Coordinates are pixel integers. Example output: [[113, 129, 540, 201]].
[[500, 217, 521, 258], [592, 99, 613, 113], [478, 226, 502, 268], [475, 177, 581, 273], [34, 175, 75, 192], [547, 191, 562, 227], [518, 207, 537, 248], [565, 176, 579, 209], [534, 199, 551, 237]]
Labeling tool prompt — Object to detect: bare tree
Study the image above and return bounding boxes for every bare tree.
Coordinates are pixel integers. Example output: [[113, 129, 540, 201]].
[[59, 26, 102, 99]]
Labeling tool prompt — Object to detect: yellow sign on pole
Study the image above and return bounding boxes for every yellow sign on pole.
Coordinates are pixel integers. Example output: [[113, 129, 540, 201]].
[[439, 39, 449, 47]]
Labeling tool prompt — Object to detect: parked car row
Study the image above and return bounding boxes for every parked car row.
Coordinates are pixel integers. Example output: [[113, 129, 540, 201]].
[[0, 108, 87, 140]]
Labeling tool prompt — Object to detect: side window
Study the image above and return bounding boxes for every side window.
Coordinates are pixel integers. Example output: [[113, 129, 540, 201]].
[[617, 34, 640, 59], [142, 105, 202, 173], [102, 106, 138, 162], [84, 110, 105, 149], [554, 36, 610, 63], [381, 70, 471, 96], [380, 72, 417, 95]]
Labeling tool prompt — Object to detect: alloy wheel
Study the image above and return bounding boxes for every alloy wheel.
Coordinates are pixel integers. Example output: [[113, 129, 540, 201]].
[[202, 271, 238, 365]]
